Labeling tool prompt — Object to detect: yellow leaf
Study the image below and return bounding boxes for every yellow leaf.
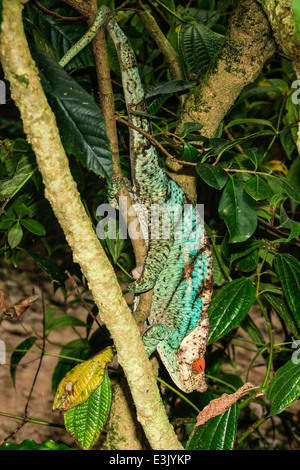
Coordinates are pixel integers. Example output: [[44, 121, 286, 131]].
[[263, 160, 288, 175], [53, 346, 114, 411]]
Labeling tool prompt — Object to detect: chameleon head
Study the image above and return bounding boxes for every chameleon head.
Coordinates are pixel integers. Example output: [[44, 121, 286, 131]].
[[176, 312, 210, 393]]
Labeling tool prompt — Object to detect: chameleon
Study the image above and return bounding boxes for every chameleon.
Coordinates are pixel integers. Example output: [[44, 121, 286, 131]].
[[59, 5, 213, 393]]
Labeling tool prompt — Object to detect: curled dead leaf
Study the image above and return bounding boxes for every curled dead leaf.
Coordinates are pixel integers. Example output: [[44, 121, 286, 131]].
[[196, 383, 263, 427], [0, 290, 39, 320]]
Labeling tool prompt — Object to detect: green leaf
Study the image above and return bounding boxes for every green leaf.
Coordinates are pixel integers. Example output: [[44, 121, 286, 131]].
[[197, 163, 228, 189], [10, 337, 38, 387], [145, 80, 194, 98], [64, 371, 112, 450], [208, 278, 255, 344], [20, 218, 46, 236], [46, 315, 89, 333], [266, 359, 300, 416], [0, 215, 13, 229], [279, 205, 300, 241], [186, 404, 238, 450], [0, 439, 71, 450], [11, 249, 20, 268], [274, 254, 300, 325], [283, 95, 299, 145], [287, 154, 300, 213], [240, 315, 266, 346], [235, 249, 259, 272], [264, 293, 300, 338], [182, 143, 201, 163], [278, 176, 300, 204], [105, 221, 126, 264], [179, 23, 223, 79], [244, 175, 272, 201], [8, 222, 23, 249], [280, 128, 296, 160], [0, 154, 37, 201], [181, 122, 203, 134], [26, 250, 65, 288], [24, 0, 94, 70], [229, 240, 263, 262], [31, 47, 112, 179], [204, 130, 275, 161], [225, 118, 276, 132], [218, 178, 257, 243], [211, 244, 229, 287]]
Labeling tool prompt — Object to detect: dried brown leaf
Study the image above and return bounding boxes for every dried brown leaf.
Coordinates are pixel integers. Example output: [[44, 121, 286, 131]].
[[196, 382, 256, 427]]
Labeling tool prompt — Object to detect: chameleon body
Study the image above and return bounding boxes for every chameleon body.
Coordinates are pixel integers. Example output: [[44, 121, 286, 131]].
[[60, 6, 213, 393]]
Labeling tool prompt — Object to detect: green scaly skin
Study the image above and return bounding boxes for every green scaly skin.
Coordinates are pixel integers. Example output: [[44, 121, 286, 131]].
[[59, 6, 213, 393]]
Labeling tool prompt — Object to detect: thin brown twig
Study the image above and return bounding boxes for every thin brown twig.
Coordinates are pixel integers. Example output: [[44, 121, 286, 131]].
[[24, 290, 46, 416], [115, 117, 275, 177], [223, 128, 246, 155], [115, 114, 174, 160], [64, 269, 102, 329], [34, 0, 84, 20]]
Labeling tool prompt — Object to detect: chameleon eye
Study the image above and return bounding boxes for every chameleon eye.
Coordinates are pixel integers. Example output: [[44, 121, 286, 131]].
[[192, 358, 205, 374]]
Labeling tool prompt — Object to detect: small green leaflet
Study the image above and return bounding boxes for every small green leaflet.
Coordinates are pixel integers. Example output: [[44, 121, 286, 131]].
[[263, 293, 300, 338], [218, 178, 257, 243], [45, 315, 89, 333], [8, 222, 23, 249], [26, 249, 66, 289], [0, 154, 37, 202], [266, 359, 300, 416], [64, 371, 112, 450], [274, 254, 300, 327], [197, 163, 228, 190], [208, 278, 255, 344]]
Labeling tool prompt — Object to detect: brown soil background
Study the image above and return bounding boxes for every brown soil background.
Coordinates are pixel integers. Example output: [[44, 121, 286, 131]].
[[0, 252, 297, 449]]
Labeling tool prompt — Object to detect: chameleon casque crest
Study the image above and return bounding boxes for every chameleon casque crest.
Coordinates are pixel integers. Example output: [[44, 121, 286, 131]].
[[60, 5, 214, 393]]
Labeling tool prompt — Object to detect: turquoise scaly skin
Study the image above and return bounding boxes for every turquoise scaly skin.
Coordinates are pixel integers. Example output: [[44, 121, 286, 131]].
[[60, 6, 213, 393]]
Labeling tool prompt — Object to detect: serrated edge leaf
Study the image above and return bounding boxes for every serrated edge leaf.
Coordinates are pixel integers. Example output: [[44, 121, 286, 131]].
[[64, 371, 111, 450]]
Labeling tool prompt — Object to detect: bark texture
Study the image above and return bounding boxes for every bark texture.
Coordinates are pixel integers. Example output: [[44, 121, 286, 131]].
[[178, 0, 275, 137]]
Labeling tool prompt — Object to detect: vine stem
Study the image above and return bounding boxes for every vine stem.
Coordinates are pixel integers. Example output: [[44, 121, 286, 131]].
[[257, 296, 274, 388], [0, 412, 65, 429], [235, 415, 267, 448], [154, 376, 200, 414]]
